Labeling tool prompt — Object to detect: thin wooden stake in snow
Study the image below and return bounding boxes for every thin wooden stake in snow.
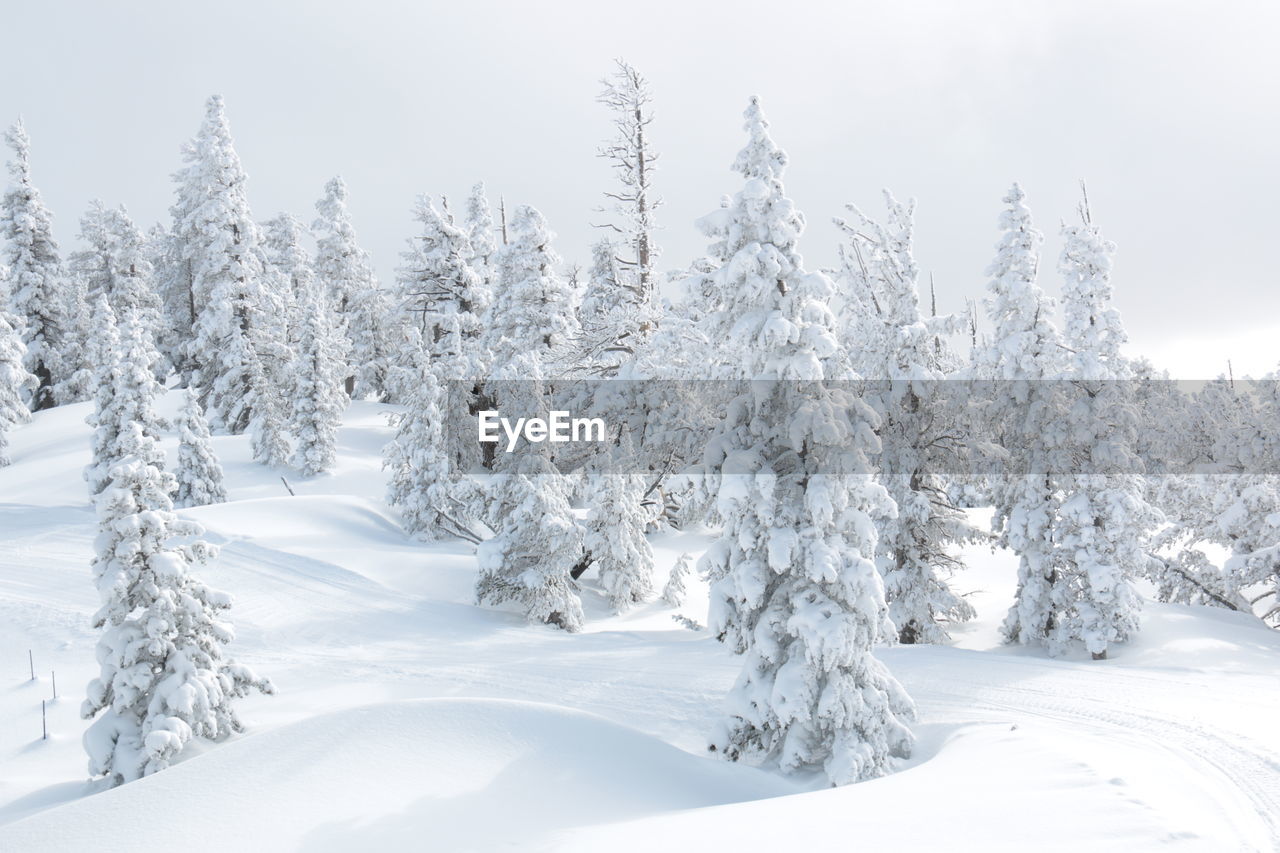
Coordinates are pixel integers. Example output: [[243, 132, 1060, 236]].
[[280, 476, 296, 497], [28, 650, 34, 681], [51, 671, 57, 700], [42, 700, 47, 740]]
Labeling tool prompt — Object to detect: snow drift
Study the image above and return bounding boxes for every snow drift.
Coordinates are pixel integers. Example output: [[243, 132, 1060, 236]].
[[0, 698, 791, 852]]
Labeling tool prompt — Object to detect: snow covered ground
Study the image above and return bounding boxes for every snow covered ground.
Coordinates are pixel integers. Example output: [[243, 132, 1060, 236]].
[[2, 395, 1278, 851]]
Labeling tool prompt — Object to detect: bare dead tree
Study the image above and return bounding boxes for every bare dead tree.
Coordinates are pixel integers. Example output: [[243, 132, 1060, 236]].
[[595, 58, 661, 302]]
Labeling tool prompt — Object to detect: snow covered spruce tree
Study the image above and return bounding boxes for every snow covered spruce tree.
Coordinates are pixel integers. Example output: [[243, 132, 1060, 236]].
[[395, 194, 489, 370], [484, 205, 578, 368], [0, 303, 35, 465], [289, 284, 347, 476], [260, 212, 314, 383], [314, 176, 390, 400], [576, 237, 650, 376], [85, 300, 167, 496], [174, 387, 227, 508], [169, 96, 272, 432], [476, 355, 585, 631], [248, 351, 290, 468], [82, 418, 272, 786], [1, 121, 73, 410], [583, 433, 655, 610], [1052, 192, 1160, 659], [973, 184, 1071, 649], [384, 348, 483, 543], [696, 97, 914, 785], [464, 182, 498, 289], [834, 192, 979, 644]]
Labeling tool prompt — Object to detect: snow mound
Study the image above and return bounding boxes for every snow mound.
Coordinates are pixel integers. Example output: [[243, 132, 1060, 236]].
[[0, 698, 792, 852]]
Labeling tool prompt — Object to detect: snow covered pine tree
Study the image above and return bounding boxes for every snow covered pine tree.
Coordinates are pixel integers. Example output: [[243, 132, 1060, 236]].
[[82, 306, 271, 784], [1, 122, 74, 410], [697, 97, 914, 785], [174, 386, 227, 508]]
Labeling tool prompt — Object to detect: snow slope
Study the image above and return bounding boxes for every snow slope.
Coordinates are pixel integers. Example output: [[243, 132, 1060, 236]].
[[2, 395, 1279, 851]]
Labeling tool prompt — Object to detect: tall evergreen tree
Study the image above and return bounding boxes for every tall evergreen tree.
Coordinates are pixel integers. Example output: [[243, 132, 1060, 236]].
[[170, 96, 270, 432], [697, 98, 914, 785], [82, 424, 272, 786], [484, 204, 577, 370], [85, 299, 165, 496], [289, 285, 346, 476], [976, 184, 1070, 649], [0, 303, 34, 465], [464, 182, 497, 288], [1, 121, 72, 409], [313, 176, 390, 400], [396, 194, 489, 369], [1052, 192, 1160, 659], [834, 192, 979, 644]]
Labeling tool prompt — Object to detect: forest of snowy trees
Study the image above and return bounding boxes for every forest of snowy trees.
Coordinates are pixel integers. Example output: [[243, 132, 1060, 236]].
[[2, 59, 1279, 791]]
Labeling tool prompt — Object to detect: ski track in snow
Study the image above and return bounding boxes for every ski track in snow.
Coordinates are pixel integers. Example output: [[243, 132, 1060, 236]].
[[2, 399, 1279, 850], [904, 653, 1280, 850]]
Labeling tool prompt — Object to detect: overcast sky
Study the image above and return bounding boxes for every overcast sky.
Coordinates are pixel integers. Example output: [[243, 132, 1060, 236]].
[[3, 1, 1277, 377]]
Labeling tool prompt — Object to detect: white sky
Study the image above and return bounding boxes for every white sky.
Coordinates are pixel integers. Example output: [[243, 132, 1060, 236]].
[[3, 0, 1277, 378]]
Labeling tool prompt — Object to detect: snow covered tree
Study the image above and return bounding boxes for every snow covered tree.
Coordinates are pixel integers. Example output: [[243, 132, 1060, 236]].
[[484, 204, 578, 370], [82, 419, 272, 786], [174, 387, 227, 508], [248, 351, 290, 468], [596, 58, 660, 301], [384, 353, 481, 542], [834, 192, 980, 644], [260, 213, 313, 405], [0, 304, 34, 465], [1, 121, 72, 410], [252, 214, 302, 397], [289, 285, 346, 476], [476, 356, 584, 631], [1148, 379, 1279, 620], [170, 96, 271, 433], [576, 236, 652, 376], [696, 98, 914, 785], [973, 185, 1071, 650], [314, 176, 390, 400], [464, 182, 497, 287], [1051, 192, 1160, 659], [583, 435, 655, 610], [395, 195, 489, 368], [85, 300, 166, 496], [580, 59, 662, 376], [662, 552, 693, 607]]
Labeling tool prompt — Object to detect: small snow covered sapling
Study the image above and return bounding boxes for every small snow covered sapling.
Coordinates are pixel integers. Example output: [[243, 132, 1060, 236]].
[[662, 552, 693, 607]]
